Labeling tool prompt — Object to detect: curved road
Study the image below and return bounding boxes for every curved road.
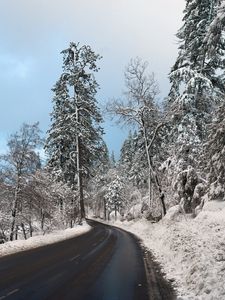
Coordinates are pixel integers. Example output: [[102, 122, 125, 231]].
[[0, 220, 175, 300]]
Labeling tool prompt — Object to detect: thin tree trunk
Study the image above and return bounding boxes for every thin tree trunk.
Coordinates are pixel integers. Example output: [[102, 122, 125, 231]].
[[21, 223, 27, 240], [28, 199, 33, 237], [60, 198, 63, 212], [10, 183, 20, 241], [103, 198, 107, 220], [41, 211, 45, 231], [29, 221, 33, 237], [15, 225, 19, 240], [148, 171, 152, 208]]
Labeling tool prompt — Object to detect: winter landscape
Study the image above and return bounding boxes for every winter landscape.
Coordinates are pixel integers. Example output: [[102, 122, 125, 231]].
[[1, 0, 225, 299]]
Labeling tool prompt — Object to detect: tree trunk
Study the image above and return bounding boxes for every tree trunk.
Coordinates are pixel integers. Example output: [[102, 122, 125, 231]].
[[15, 225, 18, 240], [142, 124, 166, 216], [143, 127, 152, 208], [41, 211, 45, 231], [115, 204, 117, 221], [75, 96, 85, 221], [10, 183, 20, 241], [148, 171, 152, 208], [103, 198, 107, 220], [29, 221, 33, 237], [21, 223, 27, 240]]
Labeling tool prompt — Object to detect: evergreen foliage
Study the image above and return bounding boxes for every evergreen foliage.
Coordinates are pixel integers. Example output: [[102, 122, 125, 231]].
[[45, 42, 104, 220], [205, 104, 225, 201], [104, 174, 125, 220], [165, 0, 225, 213]]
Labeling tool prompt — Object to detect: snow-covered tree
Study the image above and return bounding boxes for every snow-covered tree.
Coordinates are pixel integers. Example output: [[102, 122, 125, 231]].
[[205, 1, 225, 63], [108, 58, 166, 215], [24, 170, 77, 232], [0, 123, 42, 240], [45, 42, 103, 221], [166, 0, 225, 213], [168, 0, 224, 145], [110, 151, 116, 168], [119, 131, 136, 179], [205, 103, 225, 201], [104, 175, 125, 220], [169, 0, 224, 112]]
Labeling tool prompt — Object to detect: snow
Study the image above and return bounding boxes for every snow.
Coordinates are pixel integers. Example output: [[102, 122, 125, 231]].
[[111, 201, 225, 300], [0, 222, 91, 257], [109, 210, 123, 221]]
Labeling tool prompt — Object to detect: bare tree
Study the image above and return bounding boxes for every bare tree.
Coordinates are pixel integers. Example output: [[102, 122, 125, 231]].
[[107, 58, 166, 216], [0, 123, 42, 241]]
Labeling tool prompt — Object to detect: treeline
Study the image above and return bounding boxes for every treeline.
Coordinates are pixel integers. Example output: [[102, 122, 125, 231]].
[[0, 123, 81, 242], [110, 0, 225, 219], [93, 1, 225, 220]]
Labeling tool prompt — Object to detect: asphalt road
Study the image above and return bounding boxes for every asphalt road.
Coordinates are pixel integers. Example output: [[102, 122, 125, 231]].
[[0, 220, 176, 300]]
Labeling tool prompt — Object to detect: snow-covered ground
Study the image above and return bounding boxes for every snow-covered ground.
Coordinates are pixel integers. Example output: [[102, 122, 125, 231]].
[[0, 222, 91, 257], [111, 201, 225, 300]]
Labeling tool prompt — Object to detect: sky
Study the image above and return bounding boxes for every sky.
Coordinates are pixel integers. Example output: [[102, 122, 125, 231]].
[[0, 0, 185, 158]]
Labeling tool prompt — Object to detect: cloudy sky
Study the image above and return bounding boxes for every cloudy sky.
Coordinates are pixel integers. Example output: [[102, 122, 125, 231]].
[[0, 0, 185, 157]]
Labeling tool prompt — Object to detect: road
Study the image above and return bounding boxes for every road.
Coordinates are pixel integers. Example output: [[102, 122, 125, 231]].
[[0, 220, 176, 300]]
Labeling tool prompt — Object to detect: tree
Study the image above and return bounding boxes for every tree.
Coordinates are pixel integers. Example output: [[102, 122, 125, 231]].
[[87, 141, 111, 220], [204, 1, 225, 80], [169, 0, 224, 113], [110, 151, 116, 168], [119, 131, 135, 177], [0, 123, 42, 241], [168, 0, 224, 145], [205, 103, 225, 201], [24, 170, 77, 232], [104, 174, 125, 220], [45, 42, 103, 222], [107, 58, 166, 216], [166, 0, 225, 213]]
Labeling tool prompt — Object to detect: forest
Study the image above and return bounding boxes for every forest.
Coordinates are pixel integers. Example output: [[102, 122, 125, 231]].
[[0, 1, 225, 245]]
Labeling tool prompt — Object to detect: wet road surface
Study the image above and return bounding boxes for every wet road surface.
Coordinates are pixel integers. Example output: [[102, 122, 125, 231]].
[[0, 220, 176, 300]]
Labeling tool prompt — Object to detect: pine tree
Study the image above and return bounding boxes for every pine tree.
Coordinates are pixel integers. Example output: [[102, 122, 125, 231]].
[[205, 104, 225, 201], [205, 2, 225, 59], [169, 0, 224, 142], [104, 175, 125, 221], [169, 0, 224, 114], [110, 151, 116, 168], [119, 130, 135, 178], [45, 42, 103, 221], [166, 0, 225, 213]]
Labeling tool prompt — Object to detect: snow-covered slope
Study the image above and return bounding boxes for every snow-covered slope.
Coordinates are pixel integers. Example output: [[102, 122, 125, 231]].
[[0, 222, 91, 257], [113, 201, 225, 300]]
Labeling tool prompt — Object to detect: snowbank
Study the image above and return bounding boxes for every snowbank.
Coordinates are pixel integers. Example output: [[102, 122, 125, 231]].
[[0, 222, 91, 257], [113, 201, 225, 300]]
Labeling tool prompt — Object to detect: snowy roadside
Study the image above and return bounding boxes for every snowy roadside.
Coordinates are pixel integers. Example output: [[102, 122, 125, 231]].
[[0, 222, 91, 257], [110, 201, 225, 300]]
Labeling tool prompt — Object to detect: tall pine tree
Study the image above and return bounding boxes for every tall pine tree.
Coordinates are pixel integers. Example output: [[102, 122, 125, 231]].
[[45, 42, 103, 221], [166, 0, 225, 213]]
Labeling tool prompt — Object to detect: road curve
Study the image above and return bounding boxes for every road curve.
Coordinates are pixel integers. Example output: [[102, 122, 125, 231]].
[[0, 220, 175, 300]]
